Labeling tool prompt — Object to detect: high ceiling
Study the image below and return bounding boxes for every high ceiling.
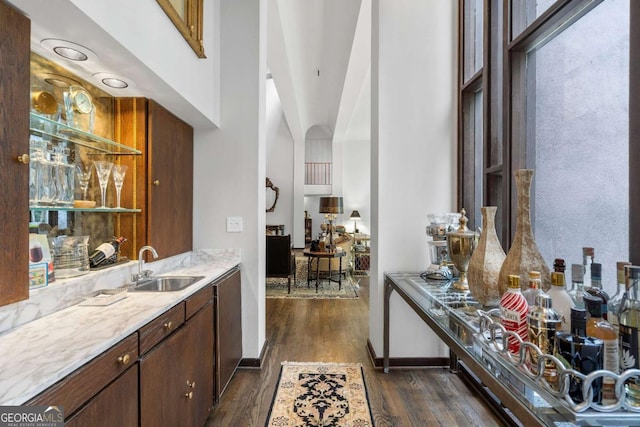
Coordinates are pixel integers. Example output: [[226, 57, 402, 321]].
[[268, 0, 371, 143], [8, 0, 371, 141]]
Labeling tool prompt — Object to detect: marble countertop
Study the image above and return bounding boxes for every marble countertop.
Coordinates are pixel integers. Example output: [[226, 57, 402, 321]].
[[0, 249, 241, 405]]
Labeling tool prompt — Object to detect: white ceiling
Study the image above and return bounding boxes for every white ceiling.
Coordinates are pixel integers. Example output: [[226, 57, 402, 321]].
[[8, 0, 371, 142]]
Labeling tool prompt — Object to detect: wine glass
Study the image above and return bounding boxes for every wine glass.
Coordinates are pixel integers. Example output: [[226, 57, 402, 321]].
[[112, 164, 128, 209], [75, 163, 93, 201], [93, 160, 113, 208]]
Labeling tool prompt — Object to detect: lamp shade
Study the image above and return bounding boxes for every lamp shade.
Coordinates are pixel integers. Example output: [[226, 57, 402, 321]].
[[349, 210, 361, 221], [319, 196, 344, 214]]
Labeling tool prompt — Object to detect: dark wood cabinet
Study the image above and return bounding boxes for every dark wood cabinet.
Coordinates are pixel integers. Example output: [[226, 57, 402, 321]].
[[214, 269, 242, 401], [66, 365, 138, 427], [114, 98, 193, 261], [305, 218, 313, 243], [140, 302, 213, 427], [0, 0, 30, 307]]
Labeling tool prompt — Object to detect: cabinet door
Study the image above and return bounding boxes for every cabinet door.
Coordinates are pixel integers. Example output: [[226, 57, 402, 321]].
[[215, 269, 242, 401], [140, 303, 213, 427], [0, 1, 30, 306], [147, 100, 193, 259], [66, 365, 138, 427]]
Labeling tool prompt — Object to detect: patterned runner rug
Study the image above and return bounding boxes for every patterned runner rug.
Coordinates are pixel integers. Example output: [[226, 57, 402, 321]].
[[265, 362, 375, 427], [266, 258, 359, 299]]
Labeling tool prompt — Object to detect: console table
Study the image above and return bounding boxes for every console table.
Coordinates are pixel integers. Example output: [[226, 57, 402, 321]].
[[303, 250, 346, 292], [383, 272, 639, 427]]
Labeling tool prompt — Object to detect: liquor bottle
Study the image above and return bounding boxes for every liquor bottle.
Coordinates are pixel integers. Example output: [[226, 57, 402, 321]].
[[547, 271, 575, 331], [583, 247, 594, 290], [567, 264, 585, 309], [523, 270, 544, 308], [500, 274, 529, 355], [584, 294, 618, 404], [609, 261, 631, 331], [554, 307, 604, 404], [619, 265, 640, 407], [89, 237, 126, 268], [527, 294, 561, 384], [586, 263, 610, 320]]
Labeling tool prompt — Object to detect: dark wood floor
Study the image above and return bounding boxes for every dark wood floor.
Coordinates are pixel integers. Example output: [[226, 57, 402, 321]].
[[205, 275, 504, 426]]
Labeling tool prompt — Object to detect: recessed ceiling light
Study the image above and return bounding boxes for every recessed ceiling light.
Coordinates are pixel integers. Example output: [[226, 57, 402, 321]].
[[40, 39, 97, 63], [93, 73, 135, 90]]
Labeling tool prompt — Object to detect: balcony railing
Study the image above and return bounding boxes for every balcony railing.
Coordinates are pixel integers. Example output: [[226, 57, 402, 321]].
[[305, 162, 332, 185]]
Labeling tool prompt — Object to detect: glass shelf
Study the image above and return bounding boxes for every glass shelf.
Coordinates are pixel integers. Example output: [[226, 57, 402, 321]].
[[29, 206, 141, 213], [29, 113, 141, 155]]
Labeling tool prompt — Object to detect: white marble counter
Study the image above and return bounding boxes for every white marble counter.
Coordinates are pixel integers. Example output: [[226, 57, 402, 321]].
[[0, 248, 240, 405]]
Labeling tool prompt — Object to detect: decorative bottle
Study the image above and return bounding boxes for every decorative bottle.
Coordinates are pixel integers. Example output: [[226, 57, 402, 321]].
[[467, 206, 506, 308], [500, 274, 529, 355], [585, 263, 609, 320], [547, 271, 575, 331], [568, 264, 585, 309], [583, 247, 594, 290], [89, 237, 126, 268], [584, 294, 618, 404], [498, 169, 551, 293], [523, 270, 544, 308], [609, 261, 631, 331], [619, 265, 640, 407], [553, 258, 566, 274], [527, 294, 561, 384], [554, 308, 604, 404]]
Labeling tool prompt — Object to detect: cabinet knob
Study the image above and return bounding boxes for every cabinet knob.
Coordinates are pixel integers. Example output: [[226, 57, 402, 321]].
[[17, 154, 30, 164], [118, 353, 131, 365], [185, 391, 193, 399], [187, 380, 196, 389], [153, 180, 160, 186], [164, 321, 173, 330]]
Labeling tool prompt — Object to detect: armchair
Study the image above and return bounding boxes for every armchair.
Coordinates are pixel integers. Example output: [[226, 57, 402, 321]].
[[266, 234, 296, 293]]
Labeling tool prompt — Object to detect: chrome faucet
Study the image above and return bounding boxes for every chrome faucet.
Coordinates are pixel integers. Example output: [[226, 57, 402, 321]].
[[132, 246, 158, 283]]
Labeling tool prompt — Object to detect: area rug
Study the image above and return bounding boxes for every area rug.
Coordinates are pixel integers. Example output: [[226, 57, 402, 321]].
[[265, 362, 375, 427], [266, 275, 359, 299]]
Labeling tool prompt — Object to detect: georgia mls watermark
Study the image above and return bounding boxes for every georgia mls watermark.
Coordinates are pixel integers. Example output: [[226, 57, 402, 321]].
[[0, 406, 63, 427]]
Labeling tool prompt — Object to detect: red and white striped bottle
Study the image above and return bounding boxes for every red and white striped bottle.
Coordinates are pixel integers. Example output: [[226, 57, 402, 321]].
[[500, 274, 529, 354]]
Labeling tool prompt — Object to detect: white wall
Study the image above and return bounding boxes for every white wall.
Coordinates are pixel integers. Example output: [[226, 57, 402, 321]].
[[193, 0, 267, 359], [370, 0, 457, 358], [266, 79, 295, 236], [343, 140, 371, 235]]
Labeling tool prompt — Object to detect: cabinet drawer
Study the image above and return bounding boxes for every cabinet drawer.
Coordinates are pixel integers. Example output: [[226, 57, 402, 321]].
[[27, 333, 138, 418], [185, 284, 212, 319], [139, 303, 185, 355]]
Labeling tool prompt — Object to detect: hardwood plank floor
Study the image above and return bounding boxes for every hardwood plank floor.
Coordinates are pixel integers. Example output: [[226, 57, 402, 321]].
[[205, 276, 505, 426]]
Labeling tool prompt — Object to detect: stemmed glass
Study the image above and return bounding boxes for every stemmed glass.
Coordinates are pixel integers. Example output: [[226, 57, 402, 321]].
[[75, 163, 93, 201], [93, 160, 113, 208], [112, 164, 128, 209]]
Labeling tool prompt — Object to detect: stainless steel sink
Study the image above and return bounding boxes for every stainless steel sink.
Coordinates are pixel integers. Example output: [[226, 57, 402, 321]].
[[129, 276, 205, 292]]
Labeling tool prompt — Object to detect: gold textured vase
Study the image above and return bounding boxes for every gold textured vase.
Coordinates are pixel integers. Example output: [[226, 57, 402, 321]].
[[447, 209, 476, 291], [467, 206, 506, 307], [498, 169, 551, 293]]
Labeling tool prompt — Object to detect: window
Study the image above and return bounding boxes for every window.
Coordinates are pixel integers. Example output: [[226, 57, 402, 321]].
[[157, 0, 205, 58], [458, 0, 637, 286]]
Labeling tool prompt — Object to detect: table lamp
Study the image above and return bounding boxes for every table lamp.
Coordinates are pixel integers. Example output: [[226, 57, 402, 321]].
[[349, 210, 361, 233], [319, 196, 343, 250]]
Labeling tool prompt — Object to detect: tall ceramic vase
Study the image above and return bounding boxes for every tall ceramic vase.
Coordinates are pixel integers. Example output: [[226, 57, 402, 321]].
[[498, 169, 551, 293], [467, 206, 506, 308]]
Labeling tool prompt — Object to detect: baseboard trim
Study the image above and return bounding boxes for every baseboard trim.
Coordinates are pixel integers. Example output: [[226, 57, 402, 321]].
[[366, 339, 449, 368], [238, 339, 268, 368]]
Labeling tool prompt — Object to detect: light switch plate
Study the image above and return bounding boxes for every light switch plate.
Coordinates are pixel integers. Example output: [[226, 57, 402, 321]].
[[226, 216, 243, 232]]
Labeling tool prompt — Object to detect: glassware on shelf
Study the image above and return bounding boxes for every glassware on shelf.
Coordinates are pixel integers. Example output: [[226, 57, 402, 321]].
[[53, 146, 74, 206], [111, 164, 128, 209], [75, 162, 93, 201], [93, 160, 113, 208]]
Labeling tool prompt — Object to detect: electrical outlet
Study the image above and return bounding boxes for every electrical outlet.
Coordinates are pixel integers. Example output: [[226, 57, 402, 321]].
[[226, 216, 243, 233]]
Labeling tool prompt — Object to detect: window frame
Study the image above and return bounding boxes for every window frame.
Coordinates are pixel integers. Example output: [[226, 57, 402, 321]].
[[458, 0, 639, 264]]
